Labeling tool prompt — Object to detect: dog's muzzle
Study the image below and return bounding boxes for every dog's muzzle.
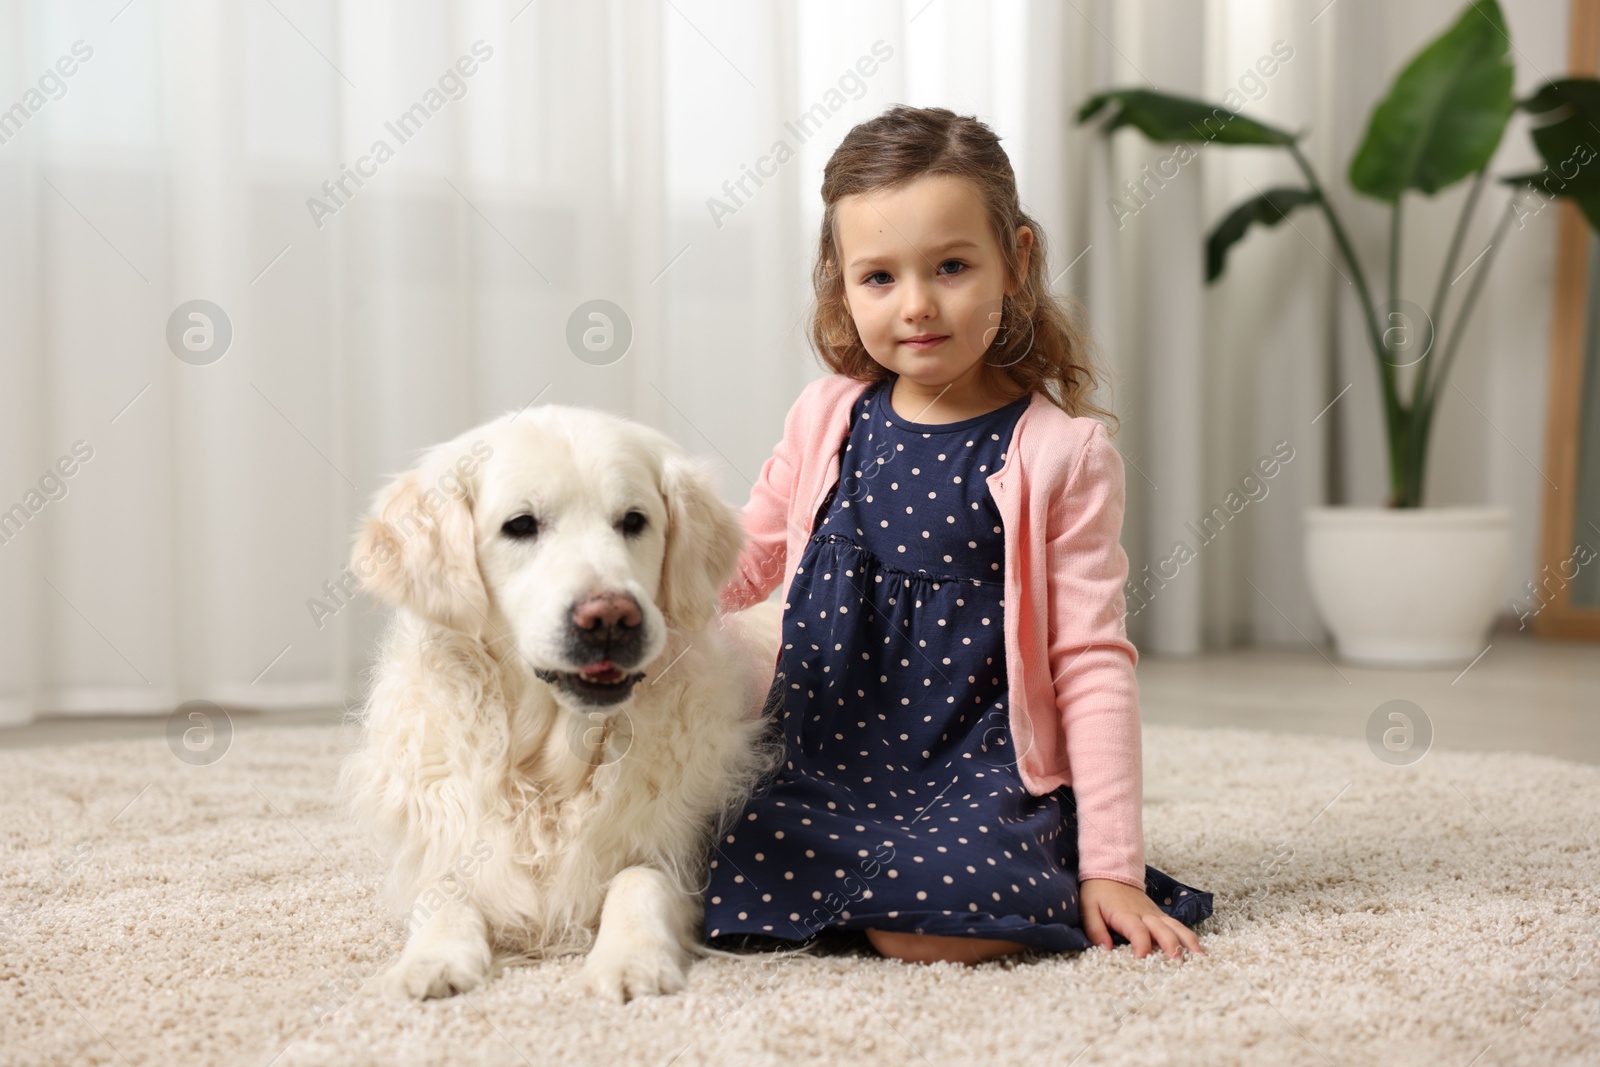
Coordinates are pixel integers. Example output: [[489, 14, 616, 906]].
[[537, 591, 650, 707], [534, 663, 648, 707]]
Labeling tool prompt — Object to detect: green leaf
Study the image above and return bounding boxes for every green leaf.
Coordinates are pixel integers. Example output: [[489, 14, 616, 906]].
[[1348, 0, 1515, 201], [1076, 88, 1298, 146], [1508, 78, 1600, 231], [1205, 188, 1321, 283]]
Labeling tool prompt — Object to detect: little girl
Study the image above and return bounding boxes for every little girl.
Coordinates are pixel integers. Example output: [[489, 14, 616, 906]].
[[707, 105, 1212, 965]]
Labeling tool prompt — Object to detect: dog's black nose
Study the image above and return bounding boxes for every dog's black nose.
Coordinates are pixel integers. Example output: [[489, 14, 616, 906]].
[[571, 592, 642, 644]]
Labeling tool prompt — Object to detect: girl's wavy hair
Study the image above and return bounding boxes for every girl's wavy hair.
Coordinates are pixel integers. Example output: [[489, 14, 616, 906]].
[[808, 105, 1118, 432]]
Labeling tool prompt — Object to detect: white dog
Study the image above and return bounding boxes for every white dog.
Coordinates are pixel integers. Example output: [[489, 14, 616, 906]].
[[339, 405, 783, 1003]]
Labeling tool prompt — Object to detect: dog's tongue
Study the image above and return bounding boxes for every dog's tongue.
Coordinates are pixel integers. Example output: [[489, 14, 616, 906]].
[[579, 661, 624, 683]]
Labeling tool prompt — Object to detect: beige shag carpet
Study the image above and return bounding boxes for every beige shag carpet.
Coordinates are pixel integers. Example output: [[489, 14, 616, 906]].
[[2, 720, 1598, 1067]]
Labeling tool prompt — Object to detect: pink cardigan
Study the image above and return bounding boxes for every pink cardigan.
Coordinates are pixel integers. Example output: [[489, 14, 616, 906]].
[[718, 373, 1146, 890]]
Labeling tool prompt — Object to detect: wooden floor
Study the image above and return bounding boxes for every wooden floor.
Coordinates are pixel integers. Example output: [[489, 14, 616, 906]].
[[1137, 627, 1600, 764], [3, 629, 1597, 764]]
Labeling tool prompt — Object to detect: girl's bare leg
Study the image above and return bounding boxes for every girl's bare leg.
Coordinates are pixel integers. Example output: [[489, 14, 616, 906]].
[[865, 929, 1028, 965]]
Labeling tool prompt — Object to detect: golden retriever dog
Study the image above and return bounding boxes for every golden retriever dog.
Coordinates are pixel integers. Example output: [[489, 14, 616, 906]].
[[339, 406, 782, 1003]]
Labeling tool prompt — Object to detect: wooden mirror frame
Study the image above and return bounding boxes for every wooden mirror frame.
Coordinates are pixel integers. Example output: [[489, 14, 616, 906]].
[[1534, 0, 1600, 639]]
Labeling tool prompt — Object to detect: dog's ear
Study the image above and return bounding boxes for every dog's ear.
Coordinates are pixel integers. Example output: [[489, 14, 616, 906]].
[[658, 451, 745, 633], [351, 447, 490, 637]]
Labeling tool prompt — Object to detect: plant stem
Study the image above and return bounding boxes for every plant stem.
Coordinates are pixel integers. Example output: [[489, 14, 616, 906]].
[[1286, 142, 1390, 386], [1388, 197, 1409, 504], [1287, 141, 1405, 504], [1389, 197, 1402, 331], [1400, 401, 1431, 508], [1423, 194, 1518, 417], [1421, 167, 1488, 408], [1391, 167, 1489, 508]]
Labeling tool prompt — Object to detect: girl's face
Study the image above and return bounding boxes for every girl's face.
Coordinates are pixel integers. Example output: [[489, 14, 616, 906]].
[[834, 174, 1031, 399]]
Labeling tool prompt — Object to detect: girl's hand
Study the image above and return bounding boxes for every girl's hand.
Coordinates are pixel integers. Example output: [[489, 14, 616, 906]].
[[1079, 878, 1204, 961]]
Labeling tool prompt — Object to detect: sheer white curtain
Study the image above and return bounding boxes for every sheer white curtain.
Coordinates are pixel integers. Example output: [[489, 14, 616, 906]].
[[0, 0, 1564, 725]]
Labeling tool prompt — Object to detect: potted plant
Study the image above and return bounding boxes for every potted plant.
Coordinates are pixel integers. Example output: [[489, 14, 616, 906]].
[[1077, 0, 1600, 665]]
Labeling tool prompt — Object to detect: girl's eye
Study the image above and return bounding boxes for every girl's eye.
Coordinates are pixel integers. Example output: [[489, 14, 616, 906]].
[[870, 260, 966, 286], [501, 514, 538, 540], [620, 510, 647, 536]]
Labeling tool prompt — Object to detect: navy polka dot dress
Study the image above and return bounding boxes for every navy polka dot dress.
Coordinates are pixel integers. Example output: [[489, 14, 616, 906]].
[[703, 376, 1212, 952]]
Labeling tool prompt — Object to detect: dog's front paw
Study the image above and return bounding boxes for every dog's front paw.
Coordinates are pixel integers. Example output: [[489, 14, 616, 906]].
[[578, 938, 687, 1003], [384, 943, 491, 1000]]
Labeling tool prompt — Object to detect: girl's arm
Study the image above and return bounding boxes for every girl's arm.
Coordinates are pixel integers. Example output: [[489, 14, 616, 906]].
[[1044, 420, 1146, 891], [718, 388, 807, 613]]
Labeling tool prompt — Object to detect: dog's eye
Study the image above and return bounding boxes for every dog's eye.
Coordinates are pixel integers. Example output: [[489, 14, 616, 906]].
[[620, 510, 647, 536], [501, 514, 539, 540]]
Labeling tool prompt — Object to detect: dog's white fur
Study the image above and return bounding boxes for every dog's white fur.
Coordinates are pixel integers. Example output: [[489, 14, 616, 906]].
[[339, 406, 783, 1002]]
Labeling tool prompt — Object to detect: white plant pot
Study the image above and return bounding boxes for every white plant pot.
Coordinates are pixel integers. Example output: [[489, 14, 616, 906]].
[[1304, 506, 1512, 667]]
